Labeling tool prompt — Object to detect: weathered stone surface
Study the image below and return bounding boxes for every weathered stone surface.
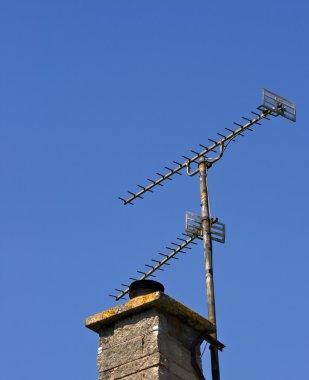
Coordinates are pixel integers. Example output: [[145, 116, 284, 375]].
[[159, 331, 193, 372], [160, 312, 200, 349], [98, 352, 168, 379], [98, 370, 114, 380], [120, 367, 159, 379], [114, 352, 164, 378], [158, 367, 183, 380], [98, 335, 143, 372], [99, 310, 159, 347], [97, 309, 162, 373], [168, 360, 200, 380], [141, 328, 160, 356], [117, 366, 184, 380]]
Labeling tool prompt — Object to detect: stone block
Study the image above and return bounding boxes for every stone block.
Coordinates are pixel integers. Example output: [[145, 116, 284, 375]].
[[121, 366, 159, 379], [98, 352, 167, 379], [98, 335, 143, 372], [99, 310, 159, 347]]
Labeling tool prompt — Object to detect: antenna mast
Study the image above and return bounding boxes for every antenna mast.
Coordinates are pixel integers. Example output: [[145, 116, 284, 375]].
[[199, 157, 220, 380]]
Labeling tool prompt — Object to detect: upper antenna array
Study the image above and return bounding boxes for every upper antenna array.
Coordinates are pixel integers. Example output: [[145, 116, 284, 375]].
[[118, 89, 296, 206]]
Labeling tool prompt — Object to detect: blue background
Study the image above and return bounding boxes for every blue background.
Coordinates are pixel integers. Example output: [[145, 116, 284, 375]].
[[1, 1, 308, 379]]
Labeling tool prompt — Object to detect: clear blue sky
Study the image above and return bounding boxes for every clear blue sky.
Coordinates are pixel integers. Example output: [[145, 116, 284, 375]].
[[1, 1, 308, 379]]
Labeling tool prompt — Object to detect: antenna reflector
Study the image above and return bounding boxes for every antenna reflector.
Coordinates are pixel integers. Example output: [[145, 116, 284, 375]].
[[185, 211, 226, 244], [185, 212, 202, 236], [210, 220, 226, 244], [262, 89, 296, 122]]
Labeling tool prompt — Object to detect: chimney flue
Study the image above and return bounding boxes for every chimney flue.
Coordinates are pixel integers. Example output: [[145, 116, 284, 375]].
[[129, 280, 164, 299]]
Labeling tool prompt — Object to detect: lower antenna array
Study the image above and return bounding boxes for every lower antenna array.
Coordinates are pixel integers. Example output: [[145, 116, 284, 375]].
[[110, 215, 225, 301]]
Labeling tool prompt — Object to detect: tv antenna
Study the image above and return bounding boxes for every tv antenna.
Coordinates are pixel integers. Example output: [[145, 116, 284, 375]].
[[111, 89, 296, 380]]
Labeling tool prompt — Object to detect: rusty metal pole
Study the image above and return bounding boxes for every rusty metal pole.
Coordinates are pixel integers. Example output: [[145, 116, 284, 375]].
[[199, 156, 220, 380]]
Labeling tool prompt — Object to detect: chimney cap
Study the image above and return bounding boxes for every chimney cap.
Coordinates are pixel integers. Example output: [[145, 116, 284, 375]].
[[129, 280, 164, 299], [85, 291, 217, 338]]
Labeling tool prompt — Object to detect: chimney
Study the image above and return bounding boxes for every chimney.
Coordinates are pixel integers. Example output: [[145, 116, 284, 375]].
[[85, 281, 223, 379]]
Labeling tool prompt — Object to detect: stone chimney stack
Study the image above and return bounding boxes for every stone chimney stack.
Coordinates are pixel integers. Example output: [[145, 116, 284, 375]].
[[85, 282, 222, 379]]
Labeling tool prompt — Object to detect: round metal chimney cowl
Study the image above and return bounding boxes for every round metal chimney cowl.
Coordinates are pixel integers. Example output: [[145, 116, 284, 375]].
[[129, 280, 165, 299]]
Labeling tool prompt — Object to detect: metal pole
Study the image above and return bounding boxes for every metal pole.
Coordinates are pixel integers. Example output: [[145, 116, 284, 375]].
[[199, 156, 220, 380]]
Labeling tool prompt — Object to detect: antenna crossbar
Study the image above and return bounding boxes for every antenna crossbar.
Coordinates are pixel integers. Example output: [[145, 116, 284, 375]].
[[119, 108, 273, 205]]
